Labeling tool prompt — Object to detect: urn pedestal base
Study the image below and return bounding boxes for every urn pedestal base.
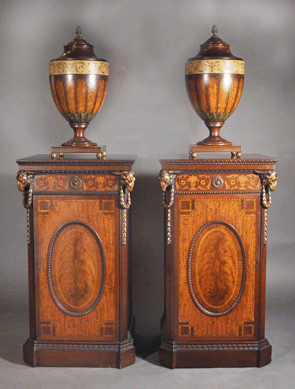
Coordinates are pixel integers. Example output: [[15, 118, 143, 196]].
[[189, 144, 242, 159], [51, 145, 106, 159], [159, 339, 271, 368], [23, 338, 135, 368]]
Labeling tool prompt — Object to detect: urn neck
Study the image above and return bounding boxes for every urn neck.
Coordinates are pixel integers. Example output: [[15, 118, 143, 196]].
[[197, 122, 232, 146], [61, 123, 97, 147]]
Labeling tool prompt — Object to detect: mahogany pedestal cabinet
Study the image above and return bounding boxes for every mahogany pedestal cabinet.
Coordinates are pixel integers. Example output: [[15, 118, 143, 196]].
[[158, 155, 278, 368], [16, 155, 136, 368]]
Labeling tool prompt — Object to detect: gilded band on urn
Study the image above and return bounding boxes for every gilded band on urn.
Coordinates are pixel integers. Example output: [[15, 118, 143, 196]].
[[49, 60, 109, 76], [185, 59, 245, 75]]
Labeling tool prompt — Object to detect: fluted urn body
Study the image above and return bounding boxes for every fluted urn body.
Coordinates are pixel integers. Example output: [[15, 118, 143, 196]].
[[49, 27, 109, 147], [185, 26, 244, 146]]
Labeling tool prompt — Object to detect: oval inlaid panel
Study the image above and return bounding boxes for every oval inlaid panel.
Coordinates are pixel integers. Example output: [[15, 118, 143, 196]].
[[188, 221, 245, 316], [48, 221, 105, 316]]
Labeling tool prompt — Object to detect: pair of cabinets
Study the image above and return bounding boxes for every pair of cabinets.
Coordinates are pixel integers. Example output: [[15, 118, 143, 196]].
[[16, 154, 278, 368]]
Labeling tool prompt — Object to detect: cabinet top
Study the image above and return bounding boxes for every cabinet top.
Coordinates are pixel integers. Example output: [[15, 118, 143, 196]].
[[160, 154, 278, 171], [16, 154, 136, 172]]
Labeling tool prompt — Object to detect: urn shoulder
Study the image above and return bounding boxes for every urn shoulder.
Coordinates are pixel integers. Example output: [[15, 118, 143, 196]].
[[50, 26, 107, 63], [187, 25, 243, 61]]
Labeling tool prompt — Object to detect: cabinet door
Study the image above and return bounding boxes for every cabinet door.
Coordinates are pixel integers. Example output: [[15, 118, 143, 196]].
[[33, 194, 119, 342], [175, 193, 261, 342]]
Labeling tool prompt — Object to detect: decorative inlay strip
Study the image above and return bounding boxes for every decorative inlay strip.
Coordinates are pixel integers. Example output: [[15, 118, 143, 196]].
[[160, 159, 278, 166], [18, 170, 130, 177], [185, 59, 245, 75], [17, 160, 134, 167], [174, 169, 266, 174], [49, 60, 109, 75], [34, 174, 118, 192], [34, 191, 118, 196], [176, 190, 260, 195], [175, 173, 260, 192]]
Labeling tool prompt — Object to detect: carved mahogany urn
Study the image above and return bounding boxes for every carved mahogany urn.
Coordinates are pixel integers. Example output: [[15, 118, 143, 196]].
[[49, 27, 109, 147], [185, 25, 244, 146]]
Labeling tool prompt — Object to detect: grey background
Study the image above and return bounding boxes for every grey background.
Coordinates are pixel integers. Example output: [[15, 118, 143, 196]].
[[0, 0, 294, 388]]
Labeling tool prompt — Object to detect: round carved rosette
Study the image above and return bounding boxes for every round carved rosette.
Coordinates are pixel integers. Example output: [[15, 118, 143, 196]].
[[185, 26, 244, 146], [49, 27, 109, 147]]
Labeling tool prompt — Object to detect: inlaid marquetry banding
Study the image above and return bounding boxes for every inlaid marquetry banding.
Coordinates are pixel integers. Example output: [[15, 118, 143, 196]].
[[49, 60, 109, 75], [33, 190, 118, 196], [34, 174, 118, 192], [176, 190, 259, 195], [175, 173, 261, 192], [185, 59, 245, 75]]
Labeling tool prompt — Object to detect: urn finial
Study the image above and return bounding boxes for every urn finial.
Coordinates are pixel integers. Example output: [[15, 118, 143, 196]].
[[76, 26, 82, 38], [211, 25, 218, 36]]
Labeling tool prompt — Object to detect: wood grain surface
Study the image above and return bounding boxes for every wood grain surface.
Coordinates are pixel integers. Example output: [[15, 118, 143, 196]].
[[176, 195, 257, 340], [35, 195, 118, 341]]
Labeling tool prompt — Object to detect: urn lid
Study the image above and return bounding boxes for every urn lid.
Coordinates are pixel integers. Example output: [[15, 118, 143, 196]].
[[50, 26, 107, 62], [187, 25, 243, 61]]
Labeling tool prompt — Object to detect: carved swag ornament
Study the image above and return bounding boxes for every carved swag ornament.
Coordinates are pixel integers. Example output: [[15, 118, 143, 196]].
[[113, 171, 136, 246], [255, 170, 278, 209], [159, 170, 177, 244], [16, 171, 35, 208]]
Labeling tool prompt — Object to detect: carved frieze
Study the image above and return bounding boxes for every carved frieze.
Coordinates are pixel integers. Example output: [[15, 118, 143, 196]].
[[34, 174, 119, 192], [175, 173, 260, 192]]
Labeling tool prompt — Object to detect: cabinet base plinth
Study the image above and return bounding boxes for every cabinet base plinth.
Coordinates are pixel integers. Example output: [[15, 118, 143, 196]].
[[159, 339, 271, 368], [23, 338, 135, 368]]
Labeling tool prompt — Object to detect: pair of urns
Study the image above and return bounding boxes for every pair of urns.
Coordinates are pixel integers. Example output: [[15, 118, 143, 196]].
[[49, 25, 244, 155]]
